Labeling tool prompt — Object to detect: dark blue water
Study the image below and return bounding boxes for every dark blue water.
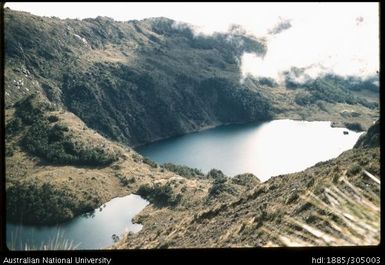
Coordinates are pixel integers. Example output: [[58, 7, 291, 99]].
[[137, 120, 362, 181]]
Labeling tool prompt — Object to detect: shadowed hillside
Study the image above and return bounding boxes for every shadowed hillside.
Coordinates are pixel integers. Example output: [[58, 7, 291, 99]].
[[4, 8, 379, 146], [4, 8, 272, 146]]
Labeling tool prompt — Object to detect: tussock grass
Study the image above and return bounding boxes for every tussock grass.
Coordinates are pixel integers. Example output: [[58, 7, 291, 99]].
[[263, 169, 380, 246], [8, 227, 80, 250]]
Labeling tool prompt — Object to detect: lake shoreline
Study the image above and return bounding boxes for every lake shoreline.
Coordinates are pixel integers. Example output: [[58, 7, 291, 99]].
[[7, 194, 150, 250], [7, 118, 358, 228], [131, 109, 373, 150], [136, 119, 363, 182], [5, 108, 375, 248], [113, 146, 380, 248], [6, 117, 378, 249]]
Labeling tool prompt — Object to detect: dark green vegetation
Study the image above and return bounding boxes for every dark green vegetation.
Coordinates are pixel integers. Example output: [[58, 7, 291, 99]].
[[344, 122, 364, 132], [137, 183, 182, 208], [6, 181, 98, 225], [142, 157, 158, 168], [208, 176, 229, 198], [22, 120, 117, 166], [7, 95, 117, 166], [289, 74, 378, 109], [162, 163, 204, 179], [206, 169, 229, 198], [286, 75, 378, 108], [354, 120, 380, 148]]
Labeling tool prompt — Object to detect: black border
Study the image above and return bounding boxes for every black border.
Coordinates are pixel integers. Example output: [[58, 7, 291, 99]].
[[1, 0, 6, 255]]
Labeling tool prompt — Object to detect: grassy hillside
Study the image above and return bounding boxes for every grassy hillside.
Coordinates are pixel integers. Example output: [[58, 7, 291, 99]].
[[5, 94, 212, 225], [4, 8, 379, 146], [6, 94, 380, 247], [112, 141, 380, 248]]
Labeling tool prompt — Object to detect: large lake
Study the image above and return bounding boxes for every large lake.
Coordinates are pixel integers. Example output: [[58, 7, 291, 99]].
[[137, 120, 363, 181], [7, 119, 363, 250], [7, 194, 149, 250]]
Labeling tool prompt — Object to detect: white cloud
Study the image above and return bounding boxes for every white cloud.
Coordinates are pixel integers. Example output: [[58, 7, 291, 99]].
[[5, 2, 379, 80], [240, 3, 379, 80]]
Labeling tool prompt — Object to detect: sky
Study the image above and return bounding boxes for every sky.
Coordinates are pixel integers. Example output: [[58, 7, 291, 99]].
[[4, 2, 380, 81]]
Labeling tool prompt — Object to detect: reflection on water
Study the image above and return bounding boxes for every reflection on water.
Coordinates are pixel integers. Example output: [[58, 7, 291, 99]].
[[137, 120, 363, 181], [7, 194, 149, 250], [7, 120, 364, 250]]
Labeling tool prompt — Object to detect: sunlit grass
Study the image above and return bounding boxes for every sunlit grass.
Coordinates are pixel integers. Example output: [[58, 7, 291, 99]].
[[263, 169, 380, 246]]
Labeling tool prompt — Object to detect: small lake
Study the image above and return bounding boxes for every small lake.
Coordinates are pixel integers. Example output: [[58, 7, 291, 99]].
[[7, 194, 149, 250], [137, 120, 363, 181]]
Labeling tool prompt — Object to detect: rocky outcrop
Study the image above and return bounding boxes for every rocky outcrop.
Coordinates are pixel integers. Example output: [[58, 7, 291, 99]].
[[354, 120, 380, 148]]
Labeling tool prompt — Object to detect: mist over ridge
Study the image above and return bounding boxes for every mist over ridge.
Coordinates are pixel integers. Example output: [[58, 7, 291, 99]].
[[6, 2, 379, 85]]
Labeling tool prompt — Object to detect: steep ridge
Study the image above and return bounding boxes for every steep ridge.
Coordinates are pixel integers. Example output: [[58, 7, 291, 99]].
[[4, 8, 378, 146], [4, 8, 271, 146]]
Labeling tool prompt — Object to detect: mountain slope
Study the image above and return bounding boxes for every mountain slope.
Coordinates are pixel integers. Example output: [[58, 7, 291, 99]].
[[354, 119, 380, 148], [5, 93, 213, 225], [5, 92, 380, 248], [4, 8, 272, 146], [4, 8, 379, 147]]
